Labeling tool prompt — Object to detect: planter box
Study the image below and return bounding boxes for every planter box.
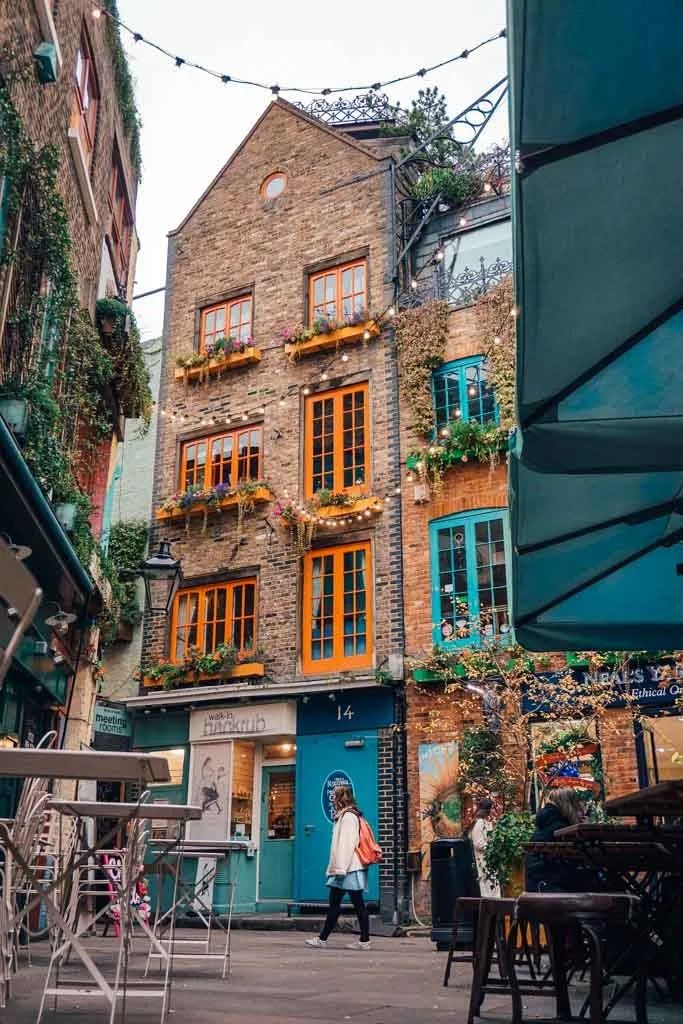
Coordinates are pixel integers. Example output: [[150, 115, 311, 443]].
[[174, 347, 261, 383], [412, 664, 467, 683], [284, 321, 380, 359], [155, 485, 271, 522], [317, 496, 382, 520], [143, 662, 265, 689]]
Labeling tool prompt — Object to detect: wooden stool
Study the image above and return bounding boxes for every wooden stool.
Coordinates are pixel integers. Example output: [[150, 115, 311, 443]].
[[443, 897, 479, 987], [467, 897, 555, 1024], [504, 892, 644, 1024]]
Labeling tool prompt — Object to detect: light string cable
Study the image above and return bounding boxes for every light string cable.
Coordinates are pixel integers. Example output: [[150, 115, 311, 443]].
[[92, 4, 505, 98]]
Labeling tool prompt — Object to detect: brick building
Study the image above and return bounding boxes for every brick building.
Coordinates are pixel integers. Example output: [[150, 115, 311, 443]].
[[397, 180, 682, 917], [126, 99, 408, 918], [0, 0, 145, 797]]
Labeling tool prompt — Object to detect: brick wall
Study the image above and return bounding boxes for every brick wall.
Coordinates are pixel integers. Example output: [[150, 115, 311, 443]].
[[1, 0, 139, 311], [144, 101, 402, 686]]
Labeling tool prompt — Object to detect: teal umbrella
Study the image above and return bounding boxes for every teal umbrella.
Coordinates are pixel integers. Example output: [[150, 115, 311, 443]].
[[510, 0, 683, 472]]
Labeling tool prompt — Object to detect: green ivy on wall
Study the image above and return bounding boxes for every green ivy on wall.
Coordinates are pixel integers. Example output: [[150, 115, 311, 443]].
[[104, 0, 143, 180], [394, 300, 449, 436]]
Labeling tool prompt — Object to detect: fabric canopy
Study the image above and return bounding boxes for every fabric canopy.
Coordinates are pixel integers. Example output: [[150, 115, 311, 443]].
[[510, 443, 683, 651], [510, 0, 683, 472]]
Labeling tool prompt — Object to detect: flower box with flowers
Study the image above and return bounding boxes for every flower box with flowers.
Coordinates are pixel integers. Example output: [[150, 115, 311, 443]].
[[273, 492, 382, 548], [174, 336, 261, 382], [281, 312, 381, 358], [156, 481, 272, 522], [142, 646, 266, 689]]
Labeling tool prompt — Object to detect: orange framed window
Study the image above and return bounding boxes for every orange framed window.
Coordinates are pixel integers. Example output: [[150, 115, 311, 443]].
[[302, 542, 373, 673], [180, 426, 262, 491], [200, 296, 252, 352], [304, 383, 369, 499], [108, 152, 133, 285], [309, 259, 367, 324], [171, 580, 257, 662], [72, 28, 98, 169]]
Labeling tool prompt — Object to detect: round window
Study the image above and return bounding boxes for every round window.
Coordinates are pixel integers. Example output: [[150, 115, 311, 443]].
[[261, 172, 287, 200]]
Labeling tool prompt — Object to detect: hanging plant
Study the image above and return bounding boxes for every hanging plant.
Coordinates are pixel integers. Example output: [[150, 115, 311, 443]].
[[476, 276, 516, 430], [95, 298, 152, 430], [394, 300, 448, 436], [407, 418, 509, 491]]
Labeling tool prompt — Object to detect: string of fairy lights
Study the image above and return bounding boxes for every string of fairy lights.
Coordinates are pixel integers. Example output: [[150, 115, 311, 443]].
[[91, 3, 505, 97]]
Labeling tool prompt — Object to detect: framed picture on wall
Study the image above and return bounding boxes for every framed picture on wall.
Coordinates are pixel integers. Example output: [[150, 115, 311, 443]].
[[188, 741, 232, 842]]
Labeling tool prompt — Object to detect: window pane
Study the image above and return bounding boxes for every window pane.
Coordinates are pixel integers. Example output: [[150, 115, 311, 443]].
[[147, 748, 185, 787], [266, 769, 295, 839], [231, 741, 255, 840]]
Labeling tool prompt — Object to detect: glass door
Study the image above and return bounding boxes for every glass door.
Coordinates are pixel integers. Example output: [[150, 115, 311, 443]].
[[259, 766, 295, 901]]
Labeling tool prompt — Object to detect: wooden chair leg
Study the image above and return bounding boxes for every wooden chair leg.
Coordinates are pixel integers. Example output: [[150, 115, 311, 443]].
[[466, 904, 495, 1024], [547, 924, 572, 1021], [443, 946, 454, 987], [504, 921, 524, 1024]]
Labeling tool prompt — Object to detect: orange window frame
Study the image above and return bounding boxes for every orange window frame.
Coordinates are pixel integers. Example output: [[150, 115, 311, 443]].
[[200, 296, 253, 353], [72, 28, 98, 168], [170, 580, 258, 663], [304, 383, 369, 500], [180, 426, 262, 492], [309, 259, 367, 325], [301, 542, 373, 674]]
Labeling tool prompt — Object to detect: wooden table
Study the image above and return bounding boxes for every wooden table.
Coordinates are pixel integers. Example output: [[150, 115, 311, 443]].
[[604, 780, 683, 819]]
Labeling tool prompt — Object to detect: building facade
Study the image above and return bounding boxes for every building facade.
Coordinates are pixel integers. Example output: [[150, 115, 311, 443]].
[[128, 100, 408, 917], [0, 0, 146, 804]]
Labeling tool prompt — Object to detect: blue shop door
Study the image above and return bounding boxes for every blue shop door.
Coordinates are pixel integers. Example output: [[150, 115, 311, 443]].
[[295, 732, 379, 903], [259, 766, 295, 902]]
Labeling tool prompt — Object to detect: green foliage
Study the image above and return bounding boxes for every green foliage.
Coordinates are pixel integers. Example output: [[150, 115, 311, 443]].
[[457, 727, 514, 802], [407, 418, 509, 491], [102, 520, 150, 640], [143, 643, 269, 689], [394, 301, 449, 435], [411, 166, 482, 205], [95, 298, 152, 428], [103, 0, 143, 180], [483, 810, 535, 888]]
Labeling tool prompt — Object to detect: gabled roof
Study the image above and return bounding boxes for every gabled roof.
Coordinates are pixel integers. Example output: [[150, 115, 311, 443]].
[[169, 98, 384, 237]]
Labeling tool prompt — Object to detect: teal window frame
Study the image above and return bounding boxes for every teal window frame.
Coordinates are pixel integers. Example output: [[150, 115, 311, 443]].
[[432, 355, 498, 433], [429, 507, 512, 649]]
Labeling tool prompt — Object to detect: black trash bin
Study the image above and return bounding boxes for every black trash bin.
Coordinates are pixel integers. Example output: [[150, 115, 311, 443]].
[[430, 837, 478, 949]]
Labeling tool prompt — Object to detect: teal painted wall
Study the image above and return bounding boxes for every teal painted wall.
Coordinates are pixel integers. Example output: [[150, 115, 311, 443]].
[[133, 710, 189, 748]]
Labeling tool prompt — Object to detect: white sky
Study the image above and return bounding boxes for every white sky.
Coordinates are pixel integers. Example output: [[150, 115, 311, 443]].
[[118, 0, 508, 340]]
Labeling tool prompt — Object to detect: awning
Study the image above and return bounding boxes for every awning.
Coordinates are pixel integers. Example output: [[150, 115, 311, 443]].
[[510, 442, 683, 650], [510, 0, 683, 472]]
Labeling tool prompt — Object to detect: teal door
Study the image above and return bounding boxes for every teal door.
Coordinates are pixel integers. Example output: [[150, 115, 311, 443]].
[[295, 732, 379, 903], [258, 766, 295, 901]]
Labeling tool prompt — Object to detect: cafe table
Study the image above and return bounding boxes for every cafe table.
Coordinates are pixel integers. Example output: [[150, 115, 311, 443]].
[[144, 839, 249, 980], [604, 779, 683, 820], [34, 799, 201, 1024]]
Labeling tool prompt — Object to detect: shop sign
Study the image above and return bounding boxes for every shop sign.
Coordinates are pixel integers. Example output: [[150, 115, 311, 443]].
[[321, 769, 354, 823], [189, 701, 296, 743], [93, 704, 132, 737], [521, 665, 683, 713], [298, 687, 394, 735]]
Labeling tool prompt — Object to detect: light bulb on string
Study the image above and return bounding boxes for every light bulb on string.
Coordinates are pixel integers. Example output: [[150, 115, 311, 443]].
[[454, 408, 462, 418], [468, 385, 477, 398], [459, 216, 468, 227], [363, 330, 371, 341], [410, 279, 418, 291], [341, 353, 349, 363], [387, 306, 395, 317], [494, 335, 502, 346], [241, 412, 248, 421], [483, 181, 493, 194], [302, 386, 311, 396], [434, 249, 444, 262], [321, 372, 328, 381], [279, 397, 286, 407], [92, 6, 101, 17]]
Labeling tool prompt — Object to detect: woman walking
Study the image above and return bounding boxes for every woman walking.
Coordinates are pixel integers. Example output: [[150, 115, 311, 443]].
[[469, 797, 501, 898], [306, 785, 371, 950]]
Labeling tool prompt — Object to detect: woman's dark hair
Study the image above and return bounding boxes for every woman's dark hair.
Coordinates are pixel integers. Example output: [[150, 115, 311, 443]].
[[333, 785, 358, 813], [475, 797, 493, 818]]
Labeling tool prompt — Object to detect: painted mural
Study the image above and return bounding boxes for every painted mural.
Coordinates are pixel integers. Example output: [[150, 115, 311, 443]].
[[418, 740, 460, 880], [188, 741, 231, 842]]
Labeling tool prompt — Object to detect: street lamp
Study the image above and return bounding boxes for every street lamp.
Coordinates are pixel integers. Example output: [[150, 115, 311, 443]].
[[122, 540, 183, 616]]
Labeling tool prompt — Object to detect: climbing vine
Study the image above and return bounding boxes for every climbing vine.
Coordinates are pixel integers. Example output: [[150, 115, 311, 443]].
[[103, 0, 143, 180], [394, 300, 448, 435], [477, 276, 516, 429]]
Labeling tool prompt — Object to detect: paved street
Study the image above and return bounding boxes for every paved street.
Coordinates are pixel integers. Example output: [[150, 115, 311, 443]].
[[6, 928, 681, 1023]]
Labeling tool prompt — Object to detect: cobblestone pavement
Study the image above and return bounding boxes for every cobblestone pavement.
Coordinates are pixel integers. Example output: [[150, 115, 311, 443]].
[[5, 928, 681, 1023]]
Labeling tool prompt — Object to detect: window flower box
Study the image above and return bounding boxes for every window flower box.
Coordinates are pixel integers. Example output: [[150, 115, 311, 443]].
[[283, 320, 380, 359], [156, 483, 271, 522], [317, 495, 382, 520], [143, 661, 265, 689], [174, 346, 261, 383], [412, 664, 467, 683]]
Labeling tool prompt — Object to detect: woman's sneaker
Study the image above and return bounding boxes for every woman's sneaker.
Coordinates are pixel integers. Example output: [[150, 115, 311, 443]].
[[346, 940, 371, 950], [305, 936, 327, 948]]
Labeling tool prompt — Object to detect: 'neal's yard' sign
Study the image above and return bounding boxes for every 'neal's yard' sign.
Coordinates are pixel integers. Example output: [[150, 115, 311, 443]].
[[522, 663, 683, 713]]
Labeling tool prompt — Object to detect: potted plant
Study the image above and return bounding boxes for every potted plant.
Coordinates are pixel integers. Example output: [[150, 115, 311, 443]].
[[95, 297, 127, 337]]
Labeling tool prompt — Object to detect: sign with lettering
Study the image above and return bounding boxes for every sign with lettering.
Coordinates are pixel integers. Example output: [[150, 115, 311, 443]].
[[93, 704, 131, 737], [189, 701, 296, 744], [321, 769, 354, 823], [521, 665, 683, 713], [297, 688, 394, 735]]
